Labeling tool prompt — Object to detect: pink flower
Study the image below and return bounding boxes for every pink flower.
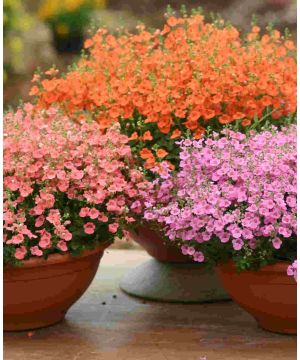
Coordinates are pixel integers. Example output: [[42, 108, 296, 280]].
[[35, 215, 45, 227], [15, 246, 27, 260], [46, 170, 56, 179], [84, 222, 95, 235], [19, 184, 33, 197], [62, 231, 72, 241], [57, 240, 68, 252], [38, 230, 52, 249], [6, 234, 24, 245], [108, 223, 119, 233], [218, 231, 230, 243], [57, 180, 69, 192], [39, 239, 51, 249], [79, 207, 90, 217], [30, 246, 43, 256], [71, 169, 84, 180], [272, 237, 282, 250], [89, 208, 100, 219], [193, 251, 205, 262], [232, 239, 244, 251], [4, 211, 14, 224], [56, 170, 66, 180], [33, 205, 44, 215], [181, 245, 189, 255], [231, 226, 242, 239], [46, 209, 61, 225], [98, 213, 109, 222]]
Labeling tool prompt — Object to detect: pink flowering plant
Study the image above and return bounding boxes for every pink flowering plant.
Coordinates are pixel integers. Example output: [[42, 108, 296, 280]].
[[141, 126, 296, 275], [4, 105, 148, 266]]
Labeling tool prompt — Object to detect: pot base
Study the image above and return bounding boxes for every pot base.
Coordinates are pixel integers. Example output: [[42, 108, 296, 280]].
[[4, 244, 110, 332], [258, 318, 296, 335], [4, 310, 65, 332], [120, 259, 230, 303], [216, 261, 297, 335]]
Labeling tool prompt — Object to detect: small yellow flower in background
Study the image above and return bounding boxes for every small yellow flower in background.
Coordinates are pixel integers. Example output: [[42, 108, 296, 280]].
[[38, 0, 106, 20], [94, 0, 106, 9], [10, 36, 23, 52], [55, 23, 70, 36]]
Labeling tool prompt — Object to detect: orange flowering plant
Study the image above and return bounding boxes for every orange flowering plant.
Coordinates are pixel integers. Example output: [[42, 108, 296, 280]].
[[31, 10, 296, 171]]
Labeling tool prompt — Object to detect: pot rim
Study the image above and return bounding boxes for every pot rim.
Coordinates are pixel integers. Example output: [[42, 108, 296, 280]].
[[218, 259, 291, 274], [4, 241, 111, 271]]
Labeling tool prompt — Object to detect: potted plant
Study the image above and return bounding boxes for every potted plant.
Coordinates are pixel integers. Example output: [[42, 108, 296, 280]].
[[141, 125, 296, 334], [29, 10, 296, 301], [4, 104, 148, 331], [32, 10, 296, 170], [38, 0, 106, 53]]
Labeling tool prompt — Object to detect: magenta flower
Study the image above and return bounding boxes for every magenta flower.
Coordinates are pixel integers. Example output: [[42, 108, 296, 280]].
[[141, 126, 296, 272]]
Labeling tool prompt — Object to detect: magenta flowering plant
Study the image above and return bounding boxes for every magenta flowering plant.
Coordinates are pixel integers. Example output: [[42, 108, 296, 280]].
[[141, 126, 297, 273], [4, 105, 148, 266]]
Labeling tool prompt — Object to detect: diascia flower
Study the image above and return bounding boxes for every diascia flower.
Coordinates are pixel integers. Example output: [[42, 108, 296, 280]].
[[140, 126, 296, 273], [3, 105, 148, 266], [32, 13, 296, 170]]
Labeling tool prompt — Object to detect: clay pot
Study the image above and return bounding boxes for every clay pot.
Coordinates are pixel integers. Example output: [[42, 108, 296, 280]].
[[216, 261, 296, 334], [130, 225, 190, 263], [4, 243, 109, 331]]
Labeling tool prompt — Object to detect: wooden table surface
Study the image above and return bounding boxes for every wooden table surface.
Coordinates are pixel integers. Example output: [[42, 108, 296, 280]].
[[4, 249, 296, 360]]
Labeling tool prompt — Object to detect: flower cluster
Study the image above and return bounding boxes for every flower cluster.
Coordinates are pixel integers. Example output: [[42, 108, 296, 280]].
[[31, 13, 296, 169], [4, 105, 147, 265], [140, 126, 296, 271]]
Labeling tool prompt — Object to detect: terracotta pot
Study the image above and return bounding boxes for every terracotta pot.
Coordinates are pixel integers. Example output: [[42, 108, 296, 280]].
[[130, 225, 191, 263], [4, 243, 109, 331], [216, 261, 296, 334]]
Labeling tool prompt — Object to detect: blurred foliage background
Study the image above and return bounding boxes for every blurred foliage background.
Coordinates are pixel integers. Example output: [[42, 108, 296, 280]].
[[4, 0, 296, 109]]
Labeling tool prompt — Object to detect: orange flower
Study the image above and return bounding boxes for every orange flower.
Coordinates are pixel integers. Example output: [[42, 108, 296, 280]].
[[41, 79, 59, 93], [219, 114, 233, 124], [241, 119, 251, 126], [144, 158, 156, 170], [284, 41, 296, 50], [193, 127, 205, 139], [251, 26, 260, 33], [33, 13, 296, 168], [232, 112, 245, 120], [170, 129, 181, 139], [84, 39, 94, 49], [156, 149, 168, 158], [29, 86, 40, 96], [45, 68, 59, 76], [129, 132, 139, 140], [31, 74, 40, 83], [167, 16, 179, 27], [272, 30, 281, 40], [142, 131, 153, 141], [140, 148, 153, 160]]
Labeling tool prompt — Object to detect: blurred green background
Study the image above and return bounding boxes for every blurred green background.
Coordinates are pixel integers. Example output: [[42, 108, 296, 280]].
[[4, 0, 296, 109]]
